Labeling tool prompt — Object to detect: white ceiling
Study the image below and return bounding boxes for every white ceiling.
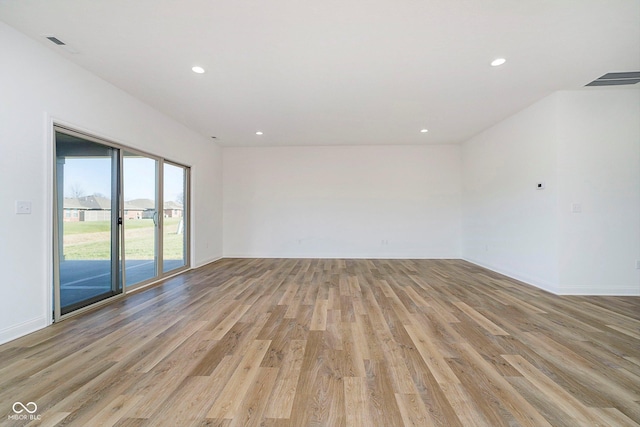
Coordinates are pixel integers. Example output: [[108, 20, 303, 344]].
[[1, 0, 639, 146]]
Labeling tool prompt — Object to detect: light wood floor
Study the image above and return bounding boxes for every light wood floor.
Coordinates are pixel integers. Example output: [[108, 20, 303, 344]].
[[1, 259, 639, 426]]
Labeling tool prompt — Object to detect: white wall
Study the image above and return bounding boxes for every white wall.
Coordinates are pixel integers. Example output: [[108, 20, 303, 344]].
[[0, 22, 223, 344], [556, 89, 640, 295], [223, 145, 461, 258], [462, 88, 640, 295], [461, 94, 561, 292]]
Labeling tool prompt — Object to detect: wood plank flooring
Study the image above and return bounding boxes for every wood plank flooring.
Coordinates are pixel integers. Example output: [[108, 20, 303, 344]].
[[1, 259, 639, 426]]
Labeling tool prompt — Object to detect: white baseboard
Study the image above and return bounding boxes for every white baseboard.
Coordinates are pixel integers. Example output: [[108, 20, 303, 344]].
[[222, 254, 460, 260], [462, 257, 560, 295], [463, 258, 640, 296], [556, 286, 640, 296], [194, 256, 224, 268], [0, 316, 48, 346]]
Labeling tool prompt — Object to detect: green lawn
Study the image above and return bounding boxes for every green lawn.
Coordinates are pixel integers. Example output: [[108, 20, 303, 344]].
[[63, 217, 184, 260], [64, 219, 156, 234]]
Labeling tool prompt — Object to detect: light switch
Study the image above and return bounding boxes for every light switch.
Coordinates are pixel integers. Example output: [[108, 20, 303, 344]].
[[16, 201, 32, 214]]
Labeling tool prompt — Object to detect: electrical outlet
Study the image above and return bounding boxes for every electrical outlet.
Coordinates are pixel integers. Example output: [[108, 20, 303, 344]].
[[15, 201, 32, 214], [636, 260, 640, 270]]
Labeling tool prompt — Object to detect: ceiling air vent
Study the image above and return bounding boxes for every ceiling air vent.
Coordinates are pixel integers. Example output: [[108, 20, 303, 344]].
[[586, 72, 640, 86], [43, 35, 79, 54], [46, 36, 66, 45]]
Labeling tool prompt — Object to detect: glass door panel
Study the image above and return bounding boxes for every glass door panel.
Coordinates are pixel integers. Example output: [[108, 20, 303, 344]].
[[162, 162, 187, 273], [123, 152, 158, 287], [55, 131, 122, 316]]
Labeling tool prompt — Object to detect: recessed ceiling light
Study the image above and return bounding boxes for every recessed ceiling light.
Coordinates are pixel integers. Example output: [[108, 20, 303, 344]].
[[420, 129, 429, 133], [192, 66, 205, 74], [491, 58, 506, 67], [255, 131, 263, 135]]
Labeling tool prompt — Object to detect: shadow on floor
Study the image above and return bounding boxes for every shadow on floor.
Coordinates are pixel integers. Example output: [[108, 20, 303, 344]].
[[59, 259, 184, 308]]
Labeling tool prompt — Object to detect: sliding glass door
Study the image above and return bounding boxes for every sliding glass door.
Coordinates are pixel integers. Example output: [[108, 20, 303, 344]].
[[53, 127, 190, 320], [162, 162, 188, 273], [123, 152, 159, 286], [54, 131, 123, 316]]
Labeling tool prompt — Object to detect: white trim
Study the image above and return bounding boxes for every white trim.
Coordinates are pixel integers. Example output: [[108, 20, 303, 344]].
[[462, 257, 560, 295], [195, 256, 224, 268], [556, 286, 640, 296], [44, 112, 54, 327], [222, 254, 459, 260], [0, 316, 48, 346], [189, 164, 196, 270]]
